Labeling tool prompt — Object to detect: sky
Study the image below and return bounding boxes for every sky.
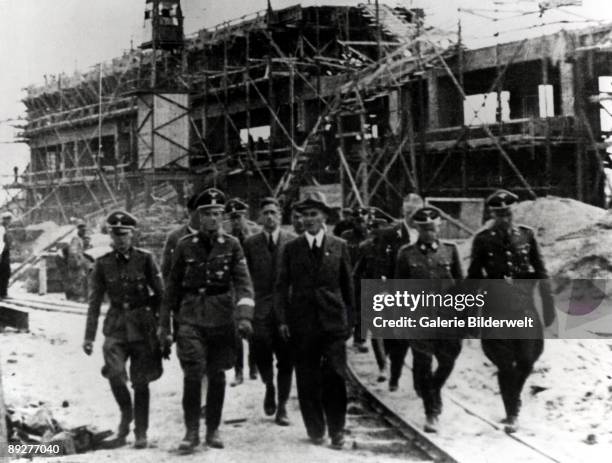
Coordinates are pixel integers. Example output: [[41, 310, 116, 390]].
[[1, 0, 611, 190]]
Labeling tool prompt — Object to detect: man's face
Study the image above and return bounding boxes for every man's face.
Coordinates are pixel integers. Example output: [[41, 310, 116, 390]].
[[229, 213, 246, 230], [492, 209, 513, 229], [199, 207, 224, 233], [355, 209, 369, 232], [111, 229, 133, 253], [416, 222, 439, 243], [77, 226, 87, 238], [403, 203, 420, 224], [291, 210, 305, 234], [261, 204, 281, 232], [302, 207, 326, 235], [2, 218, 11, 228]]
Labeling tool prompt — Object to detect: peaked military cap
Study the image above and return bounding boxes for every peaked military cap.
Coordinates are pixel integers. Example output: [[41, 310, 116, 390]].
[[260, 196, 280, 209], [76, 219, 87, 228], [226, 197, 249, 216], [486, 189, 518, 210], [196, 188, 226, 210], [369, 207, 393, 223], [106, 210, 137, 231], [294, 191, 332, 214], [412, 206, 442, 225]]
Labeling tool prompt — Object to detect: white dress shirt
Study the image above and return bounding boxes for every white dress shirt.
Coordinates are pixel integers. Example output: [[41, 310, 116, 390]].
[[305, 228, 325, 249], [265, 227, 280, 245]]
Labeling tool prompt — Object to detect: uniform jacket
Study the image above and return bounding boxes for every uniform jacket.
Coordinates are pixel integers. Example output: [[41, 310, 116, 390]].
[[160, 230, 254, 331], [274, 233, 355, 338], [396, 240, 463, 282], [161, 224, 194, 281], [340, 227, 367, 268], [85, 247, 163, 342], [243, 229, 296, 322], [467, 223, 554, 319], [224, 220, 261, 245]]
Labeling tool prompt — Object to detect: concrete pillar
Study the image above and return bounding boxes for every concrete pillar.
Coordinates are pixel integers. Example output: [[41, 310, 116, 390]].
[[388, 90, 400, 135], [560, 60, 575, 116]]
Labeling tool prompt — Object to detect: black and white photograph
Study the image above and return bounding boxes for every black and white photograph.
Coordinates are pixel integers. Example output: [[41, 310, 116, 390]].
[[1, 0, 612, 461]]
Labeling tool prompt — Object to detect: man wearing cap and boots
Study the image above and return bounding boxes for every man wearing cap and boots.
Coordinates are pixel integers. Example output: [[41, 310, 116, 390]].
[[341, 207, 371, 354], [378, 193, 423, 391], [395, 207, 464, 433], [225, 197, 259, 385], [275, 192, 354, 449], [161, 193, 208, 417], [0, 212, 13, 298], [65, 220, 93, 302], [468, 189, 556, 433], [83, 211, 164, 449], [160, 188, 255, 452], [243, 197, 296, 426]]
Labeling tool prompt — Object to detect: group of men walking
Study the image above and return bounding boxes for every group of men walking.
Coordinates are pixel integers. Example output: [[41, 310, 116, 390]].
[[82, 185, 556, 454]]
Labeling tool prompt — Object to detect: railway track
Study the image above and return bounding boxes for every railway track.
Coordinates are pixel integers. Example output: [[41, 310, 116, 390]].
[[347, 348, 570, 463], [1, 295, 575, 462]]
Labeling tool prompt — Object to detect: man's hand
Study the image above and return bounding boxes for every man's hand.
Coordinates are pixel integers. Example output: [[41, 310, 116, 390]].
[[237, 319, 253, 339], [279, 324, 290, 342], [157, 328, 173, 359], [82, 340, 93, 356]]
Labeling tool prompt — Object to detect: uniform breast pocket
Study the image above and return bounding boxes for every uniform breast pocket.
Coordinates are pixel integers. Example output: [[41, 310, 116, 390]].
[[516, 244, 533, 273], [183, 258, 205, 288], [437, 260, 452, 278], [207, 253, 232, 286]]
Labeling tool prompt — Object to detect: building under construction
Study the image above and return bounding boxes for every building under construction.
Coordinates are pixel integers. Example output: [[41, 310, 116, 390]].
[[15, 1, 612, 226]]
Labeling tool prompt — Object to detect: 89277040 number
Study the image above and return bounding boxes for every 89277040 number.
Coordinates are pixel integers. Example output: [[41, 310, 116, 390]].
[[8, 444, 61, 455]]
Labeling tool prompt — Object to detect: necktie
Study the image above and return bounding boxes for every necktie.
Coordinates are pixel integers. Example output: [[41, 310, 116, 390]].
[[268, 234, 276, 253]]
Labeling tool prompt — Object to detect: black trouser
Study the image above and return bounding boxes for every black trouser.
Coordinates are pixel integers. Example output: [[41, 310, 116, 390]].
[[371, 338, 387, 371], [353, 315, 365, 344], [183, 371, 226, 432], [412, 340, 462, 417], [252, 324, 293, 407], [0, 258, 10, 297], [235, 333, 257, 375], [385, 339, 410, 384], [109, 379, 150, 437], [482, 338, 544, 418], [293, 333, 347, 438]]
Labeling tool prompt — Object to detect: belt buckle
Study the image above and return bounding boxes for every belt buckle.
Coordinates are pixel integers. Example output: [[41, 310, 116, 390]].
[[198, 288, 206, 295], [122, 302, 130, 309]]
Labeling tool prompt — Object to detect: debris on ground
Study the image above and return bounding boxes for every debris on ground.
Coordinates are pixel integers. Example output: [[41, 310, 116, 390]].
[[5, 402, 113, 456]]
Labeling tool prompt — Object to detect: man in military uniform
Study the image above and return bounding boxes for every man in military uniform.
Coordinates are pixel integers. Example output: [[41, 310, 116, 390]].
[[468, 189, 555, 433], [243, 197, 295, 426], [65, 220, 93, 302], [83, 211, 164, 449], [161, 193, 199, 281], [225, 197, 259, 385], [352, 207, 393, 381], [395, 207, 463, 433], [341, 207, 370, 353], [0, 212, 13, 298], [160, 188, 254, 451], [275, 192, 354, 449], [377, 193, 424, 391]]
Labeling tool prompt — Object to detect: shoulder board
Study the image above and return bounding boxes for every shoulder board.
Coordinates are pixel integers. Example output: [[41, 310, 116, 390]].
[[440, 239, 458, 248], [132, 247, 152, 256], [517, 224, 534, 232], [97, 250, 115, 261], [177, 232, 198, 243]]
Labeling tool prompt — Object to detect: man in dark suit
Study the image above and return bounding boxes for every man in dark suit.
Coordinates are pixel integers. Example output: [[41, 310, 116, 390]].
[[225, 197, 259, 385], [243, 197, 296, 426], [275, 192, 354, 449]]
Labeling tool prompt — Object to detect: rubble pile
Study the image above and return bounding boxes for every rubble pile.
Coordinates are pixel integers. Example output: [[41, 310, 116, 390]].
[[512, 196, 612, 279], [134, 202, 184, 263], [5, 402, 112, 456]]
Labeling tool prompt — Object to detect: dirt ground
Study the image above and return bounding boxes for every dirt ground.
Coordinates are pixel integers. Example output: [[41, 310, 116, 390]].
[[1, 309, 425, 463]]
